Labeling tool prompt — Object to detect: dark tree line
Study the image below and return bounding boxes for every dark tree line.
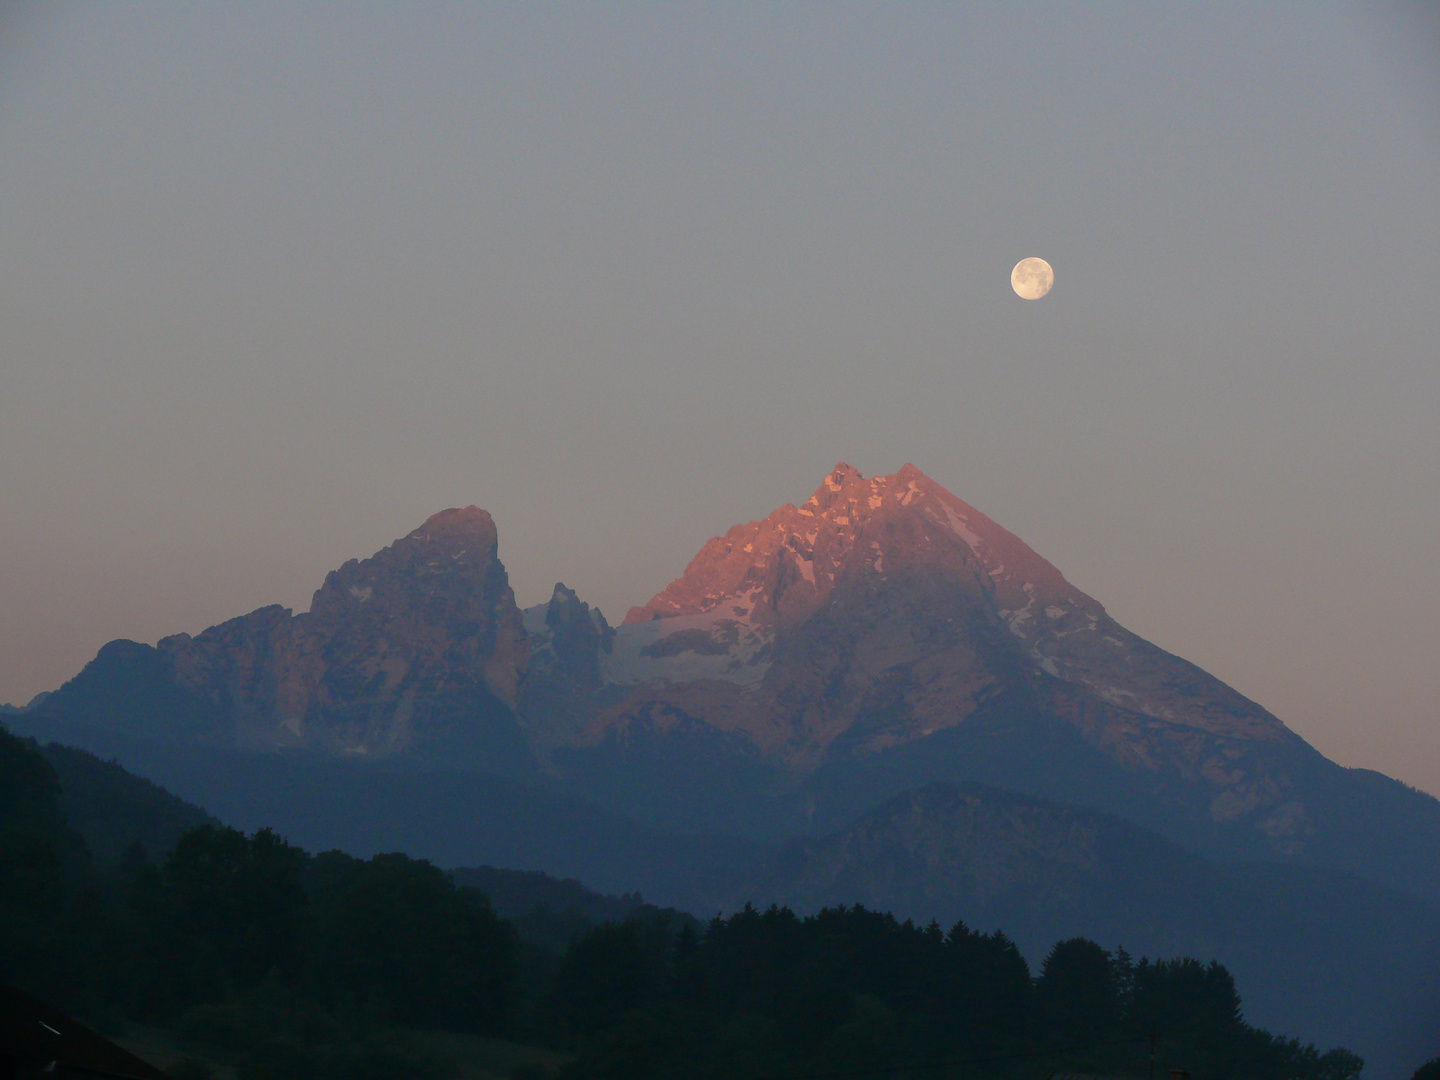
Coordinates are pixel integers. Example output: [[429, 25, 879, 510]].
[[0, 728, 1384, 1080], [5, 821, 514, 1079], [1, 724, 515, 1077], [546, 905, 1365, 1080]]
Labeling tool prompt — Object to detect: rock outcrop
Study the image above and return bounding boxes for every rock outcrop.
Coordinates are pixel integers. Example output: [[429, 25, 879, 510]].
[[35, 507, 533, 768]]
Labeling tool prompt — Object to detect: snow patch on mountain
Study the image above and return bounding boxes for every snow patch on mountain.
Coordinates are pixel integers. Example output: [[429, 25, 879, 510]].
[[931, 501, 986, 554], [604, 607, 774, 688], [794, 554, 816, 585]]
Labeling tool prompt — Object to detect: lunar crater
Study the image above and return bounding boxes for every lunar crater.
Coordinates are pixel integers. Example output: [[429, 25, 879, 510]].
[[1011, 257, 1054, 299]]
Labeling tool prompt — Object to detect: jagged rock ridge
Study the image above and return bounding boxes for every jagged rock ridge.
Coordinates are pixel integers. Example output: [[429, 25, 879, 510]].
[[36, 507, 531, 766]]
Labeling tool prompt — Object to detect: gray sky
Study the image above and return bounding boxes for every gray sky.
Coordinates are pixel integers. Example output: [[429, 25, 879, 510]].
[[2, 3, 1437, 796]]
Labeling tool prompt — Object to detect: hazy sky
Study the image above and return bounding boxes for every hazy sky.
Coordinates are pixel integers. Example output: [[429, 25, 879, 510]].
[[2, 3, 1437, 795]]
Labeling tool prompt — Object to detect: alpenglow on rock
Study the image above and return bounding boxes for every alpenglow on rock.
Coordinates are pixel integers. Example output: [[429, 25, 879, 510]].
[[565, 463, 1311, 850], [33, 506, 532, 767], [622, 463, 1286, 738], [525, 461, 1430, 908]]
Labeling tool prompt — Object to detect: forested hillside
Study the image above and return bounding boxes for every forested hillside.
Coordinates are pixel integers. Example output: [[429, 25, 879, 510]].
[[1, 723, 1393, 1080]]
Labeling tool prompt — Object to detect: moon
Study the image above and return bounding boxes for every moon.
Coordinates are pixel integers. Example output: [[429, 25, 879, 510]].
[[1011, 257, 1054, 300]]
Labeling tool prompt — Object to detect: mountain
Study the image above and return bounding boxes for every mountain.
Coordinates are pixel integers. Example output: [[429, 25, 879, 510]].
[[605, 460, 1299, 799], [17, 463, 1440, 897], [23, 506, 532, 773], [448, 863, 701, 954], [546, 463, 1439, 898], [74, 742, 761, 910], [38, 742, 216, 865], [17, 463, 1439, 895]]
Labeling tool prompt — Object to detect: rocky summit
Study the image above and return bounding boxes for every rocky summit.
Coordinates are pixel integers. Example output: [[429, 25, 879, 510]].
[[31, 506, 532, 768], [618, 463, 1290, 754]]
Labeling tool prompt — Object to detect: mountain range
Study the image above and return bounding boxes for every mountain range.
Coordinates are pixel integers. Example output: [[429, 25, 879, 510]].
[[8, 462, 1439, 1076]]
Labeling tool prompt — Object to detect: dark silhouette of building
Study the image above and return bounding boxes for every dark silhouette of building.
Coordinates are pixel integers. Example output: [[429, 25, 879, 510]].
[[0, 986, 171, 1080]]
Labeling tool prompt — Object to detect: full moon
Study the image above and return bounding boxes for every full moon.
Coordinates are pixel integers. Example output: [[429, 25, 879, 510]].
[[1011, 257, 1054, 300]]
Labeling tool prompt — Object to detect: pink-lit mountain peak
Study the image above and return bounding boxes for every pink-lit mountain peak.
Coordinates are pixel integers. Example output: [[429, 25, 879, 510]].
[[624, 463, 1097, 626], [405, 505, 500, 552], [307, 504, 503, 615]]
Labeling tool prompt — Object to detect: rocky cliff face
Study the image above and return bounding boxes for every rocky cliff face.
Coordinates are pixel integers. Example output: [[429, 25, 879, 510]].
[[38, 507, 533, 768], [519, 583, 617, 755], [621, 463, 1290, 745]]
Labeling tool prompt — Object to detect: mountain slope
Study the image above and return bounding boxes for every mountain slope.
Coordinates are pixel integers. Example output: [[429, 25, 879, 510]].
[[0, 721, 215, 869], [549, 463, 1439, 897], [38, 741, 216, 865], [623, 461, 1287, 749]]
